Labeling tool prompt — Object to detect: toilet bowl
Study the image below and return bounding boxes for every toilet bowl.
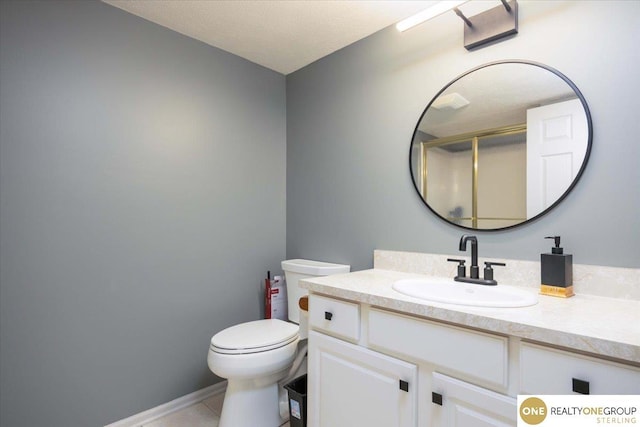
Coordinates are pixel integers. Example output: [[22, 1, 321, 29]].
[[207, 259, 350, 427], [208, 320, 299, 427]]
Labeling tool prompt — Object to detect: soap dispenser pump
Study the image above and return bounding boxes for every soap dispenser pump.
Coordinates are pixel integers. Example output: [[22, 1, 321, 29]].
[[540, 236, 574, 298]]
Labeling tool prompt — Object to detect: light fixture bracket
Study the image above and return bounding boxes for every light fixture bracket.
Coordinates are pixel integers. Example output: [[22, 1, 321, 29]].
[[458, 0, 518, 50]]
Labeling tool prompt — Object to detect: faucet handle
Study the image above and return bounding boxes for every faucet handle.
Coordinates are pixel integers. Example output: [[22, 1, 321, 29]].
[[483, 261, 506, 281], [484, 261, 506, 267], [447, 258, 466, 278]]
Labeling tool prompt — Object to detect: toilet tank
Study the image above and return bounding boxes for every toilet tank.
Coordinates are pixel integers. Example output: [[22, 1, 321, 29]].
[[281, 259, 350, 324]]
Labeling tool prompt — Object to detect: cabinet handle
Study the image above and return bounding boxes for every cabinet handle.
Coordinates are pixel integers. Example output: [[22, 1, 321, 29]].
[[432, 392, 443, 406], [572, 378, 590, 395], [399, 380, 409, 392], [324, 311, 333, 321]]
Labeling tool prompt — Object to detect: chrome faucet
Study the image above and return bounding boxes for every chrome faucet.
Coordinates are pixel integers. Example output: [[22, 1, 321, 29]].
[[447, 234, 505, 286]]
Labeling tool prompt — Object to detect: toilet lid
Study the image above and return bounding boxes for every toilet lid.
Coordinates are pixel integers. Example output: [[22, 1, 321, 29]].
[[211, 319, 299, 353]]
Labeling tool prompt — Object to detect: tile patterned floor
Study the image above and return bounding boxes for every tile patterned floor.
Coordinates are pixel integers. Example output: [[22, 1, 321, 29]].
[[143, 392, 290, 427]]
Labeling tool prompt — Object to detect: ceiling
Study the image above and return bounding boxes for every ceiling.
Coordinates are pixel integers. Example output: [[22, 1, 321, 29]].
[[102, 0, 436, 75], [419, 63, 577, 138]]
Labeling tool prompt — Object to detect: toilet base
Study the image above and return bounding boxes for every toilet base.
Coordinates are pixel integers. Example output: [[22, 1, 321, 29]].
[[219, 374, 286, 427]]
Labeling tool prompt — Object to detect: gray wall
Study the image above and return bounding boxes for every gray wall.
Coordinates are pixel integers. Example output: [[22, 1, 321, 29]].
[[2, 1, 639, 426], [0, 1, 285, 426], [286, 1, 640, 271]]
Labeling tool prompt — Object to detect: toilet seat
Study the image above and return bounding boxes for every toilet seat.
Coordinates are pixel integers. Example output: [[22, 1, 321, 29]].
[[210, 319, 299, 355]]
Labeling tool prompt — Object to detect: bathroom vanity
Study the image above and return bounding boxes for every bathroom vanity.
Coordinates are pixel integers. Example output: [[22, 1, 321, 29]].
[[301, 251, 640, 427]]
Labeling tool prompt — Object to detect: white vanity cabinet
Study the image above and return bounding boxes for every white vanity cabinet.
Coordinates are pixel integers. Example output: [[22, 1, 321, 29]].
[[307, 294, 417, 427], [308, 331, 418, 427], [367, 307, 517, 427], [307, 294, 514, 427], [307, 292, 639, 427]]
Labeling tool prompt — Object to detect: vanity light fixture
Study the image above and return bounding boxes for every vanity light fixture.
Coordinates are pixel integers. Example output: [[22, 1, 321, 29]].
[[397, 0, 519, 51], [457, 0, 518, 50], [396, 1, 469, 32]]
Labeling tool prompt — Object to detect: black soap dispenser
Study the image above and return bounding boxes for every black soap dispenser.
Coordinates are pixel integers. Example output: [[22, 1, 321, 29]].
[[540, 236, 574, 298]]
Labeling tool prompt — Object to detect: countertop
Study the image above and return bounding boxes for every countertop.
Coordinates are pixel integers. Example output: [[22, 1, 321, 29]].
[[300, 268, 640, 364]]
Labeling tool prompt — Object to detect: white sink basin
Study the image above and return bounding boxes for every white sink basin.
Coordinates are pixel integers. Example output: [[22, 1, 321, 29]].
[[392, 277, 538, 308]]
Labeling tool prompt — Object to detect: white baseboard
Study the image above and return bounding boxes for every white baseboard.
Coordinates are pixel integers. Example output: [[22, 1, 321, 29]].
[[104, 381, 227, 427]]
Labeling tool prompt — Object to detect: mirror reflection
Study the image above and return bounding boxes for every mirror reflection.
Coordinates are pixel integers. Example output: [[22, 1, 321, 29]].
[[410, 61, 592, 230]]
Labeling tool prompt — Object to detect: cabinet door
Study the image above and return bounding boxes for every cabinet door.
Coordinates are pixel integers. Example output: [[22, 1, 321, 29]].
[[308, 331, 417, 427], [431, 372, 517, 427], [520, 342, 640, 395]]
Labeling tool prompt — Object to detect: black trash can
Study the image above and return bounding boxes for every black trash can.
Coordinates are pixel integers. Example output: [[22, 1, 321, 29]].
[[284, 374, 307, 427]]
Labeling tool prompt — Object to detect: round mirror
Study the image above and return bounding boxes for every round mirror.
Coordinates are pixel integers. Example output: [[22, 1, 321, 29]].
[[409, 60, 592, 230]]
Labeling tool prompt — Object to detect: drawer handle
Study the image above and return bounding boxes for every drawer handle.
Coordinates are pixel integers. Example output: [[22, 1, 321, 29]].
[[572, 378, 590, 395], [324, 311, 333, 321], [432, 392, 443, 406], [399, 380, 409, 392]]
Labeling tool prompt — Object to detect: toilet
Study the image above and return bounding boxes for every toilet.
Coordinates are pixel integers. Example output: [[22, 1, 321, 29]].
[[207, 259, 350, 427]]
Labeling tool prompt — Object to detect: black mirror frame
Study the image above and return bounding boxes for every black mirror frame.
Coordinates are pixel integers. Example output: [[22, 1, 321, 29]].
[[409, 59, 593, 231]]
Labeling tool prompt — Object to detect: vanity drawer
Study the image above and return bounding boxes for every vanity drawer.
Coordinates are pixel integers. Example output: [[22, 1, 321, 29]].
[[309, 294, 360, 342], [368, 308, 508, 389], [520, 342, 640, 394]]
